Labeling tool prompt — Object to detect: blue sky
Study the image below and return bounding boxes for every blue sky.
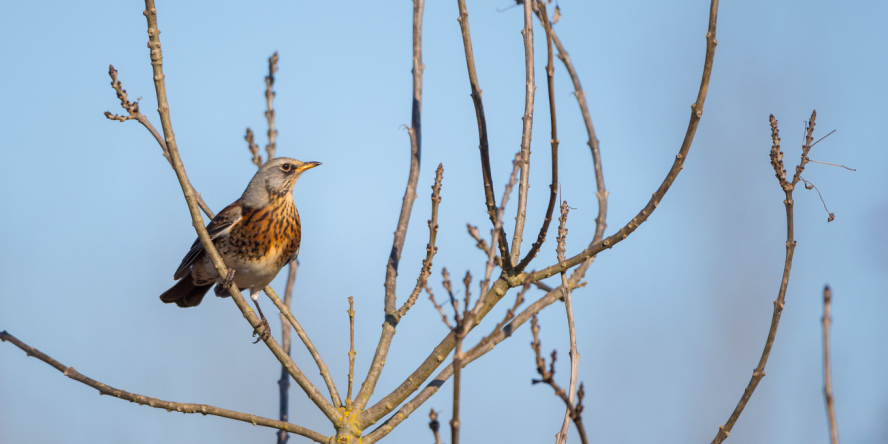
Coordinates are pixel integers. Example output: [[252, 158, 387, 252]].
[[1, 1, 886, 443]]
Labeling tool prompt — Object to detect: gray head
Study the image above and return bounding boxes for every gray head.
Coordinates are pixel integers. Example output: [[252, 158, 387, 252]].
[[241, 157, 321, 207]]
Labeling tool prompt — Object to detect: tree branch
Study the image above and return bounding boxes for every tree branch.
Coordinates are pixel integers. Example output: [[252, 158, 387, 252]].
[[516, 0, 559, 272], [822, 285, 840, 444], [509, 0, 535, 265], [456, 0, 512, 269], [265, 52, 279, 161], [140, 0, 339, 424], [398, 163, 444, 318], [0, 331, 330, 444], [276, 262, 297, 444], [554, 201, 579, 444], [527, 0, 719, 283], [709, 111, 815, 443], [104, 65, 214, 219], [353, 0, 425, 413]]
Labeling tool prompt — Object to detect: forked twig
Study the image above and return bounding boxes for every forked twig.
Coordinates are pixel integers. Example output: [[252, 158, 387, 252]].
[[529, 316, 589, 444], [710, 111, 819, 443]]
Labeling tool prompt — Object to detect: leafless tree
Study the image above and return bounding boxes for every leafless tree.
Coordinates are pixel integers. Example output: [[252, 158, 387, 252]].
[[0, 0, 850, 443]]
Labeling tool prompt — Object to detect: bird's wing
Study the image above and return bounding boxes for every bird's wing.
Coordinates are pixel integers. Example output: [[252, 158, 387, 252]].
[[173, 201, 243, 280]]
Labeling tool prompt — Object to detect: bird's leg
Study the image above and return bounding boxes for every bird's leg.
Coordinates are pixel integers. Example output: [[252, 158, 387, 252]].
[[251, 291, 271, 344]]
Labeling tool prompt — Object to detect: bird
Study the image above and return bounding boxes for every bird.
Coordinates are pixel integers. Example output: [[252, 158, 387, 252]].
[[159, 157, 320, 341]]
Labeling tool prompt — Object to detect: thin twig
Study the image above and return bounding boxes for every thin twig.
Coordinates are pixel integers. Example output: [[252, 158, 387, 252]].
[[429, 409, 443, 444], [808, 159, 855, 171], [265, 52, 279, 161], [529, 316, 589, 444], [534, 4, 609, 282], [354, 0, 426, 414], [809, 129, 836, 149], [277, 261, 298, 444], [104, 65, 214, 219], [516, 0, 559, 272], [799, 176, 835, 222], [510, 0, 536, 265], [347, 296, 357, 406], [468, 224, 501, 267], [141, 0, 339, 424], [555, 201, 579, 444], [0, 331, 330, 443], [426, 281, 454, 330], [245, 127, 262, 167], [710, 111, 818, 443], [823, 286, 840, 444], [398, 164, 445, 318], [456, 0, 513, 269]]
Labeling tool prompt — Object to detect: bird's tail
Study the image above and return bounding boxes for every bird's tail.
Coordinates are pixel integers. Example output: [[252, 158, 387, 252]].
[[159, 277, 213, 308]]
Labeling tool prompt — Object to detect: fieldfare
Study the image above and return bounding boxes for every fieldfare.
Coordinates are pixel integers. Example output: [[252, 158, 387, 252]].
[[159, 157, 320, 340]]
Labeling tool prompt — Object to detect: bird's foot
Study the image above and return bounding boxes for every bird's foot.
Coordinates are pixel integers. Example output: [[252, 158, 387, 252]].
[[252, 317, 271, 344], [222, 269, 236, 291]]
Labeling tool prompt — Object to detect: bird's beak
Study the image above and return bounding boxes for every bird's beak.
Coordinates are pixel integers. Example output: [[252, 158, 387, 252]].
[[299, 161, 322, 172]]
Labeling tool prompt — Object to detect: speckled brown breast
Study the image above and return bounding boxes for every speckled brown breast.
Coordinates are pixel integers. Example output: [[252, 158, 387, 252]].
[[221, 193, 301, 271]]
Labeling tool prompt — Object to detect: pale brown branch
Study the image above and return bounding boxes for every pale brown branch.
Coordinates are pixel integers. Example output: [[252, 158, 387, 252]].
[[807, 159, 855, 171], [347, 296, 357, 406], [456, 0, 512, 269], [710, 111, 819, 443], [426, 281, 454, 330], [468, 224, 501, 268], [277, 261, 298, 444], [536, 6, 609, 281], [0, 331, 330, 444], [104, 64, 214, 219], [529, 316, 589, 444], [527, 0, 719, 283], [823, 286, 840, 444], [555, 201, 579, 444], [480, 153, 522, 298], [509, 0, 536, 265], [398, 163, 445, 319], [265, 286, 342, 408], [265, 52, 279, 161], [355, 0, 425, 413], [516, 0, 559, 273], [140, 0, 339, 424], [245, 127, 263, 167]]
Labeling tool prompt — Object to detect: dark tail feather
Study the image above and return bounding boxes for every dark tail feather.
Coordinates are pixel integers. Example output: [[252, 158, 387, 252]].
[[159, 277, 213, 308]]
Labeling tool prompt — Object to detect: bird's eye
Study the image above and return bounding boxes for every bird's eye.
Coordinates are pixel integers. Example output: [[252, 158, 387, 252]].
[[281, 163, 292, 172]]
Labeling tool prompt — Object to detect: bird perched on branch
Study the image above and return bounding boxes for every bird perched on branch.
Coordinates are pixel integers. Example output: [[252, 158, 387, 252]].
[[159, 157, 320, 341]]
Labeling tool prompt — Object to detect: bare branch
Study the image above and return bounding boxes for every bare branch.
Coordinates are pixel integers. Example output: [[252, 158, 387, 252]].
[[140, 0, 339, 423], [265, 286, 342, 407], [516, 0, 559, 272], [277, 261, 297, 444], [529, 317, 588, 444], [426, 281, 454, 330], [807, 159, 856, 171], [554, 201, 579, 444], [265, 52, 279, 160], [799, 176, 835, 222], [509, 0, 536, 265], [823, 286, 840, 444], [0, 331, 330, 444], [347, 296, 357, 406], [710, 111, 820, 443], [245, 127, 262, 167], [398, 164, 445, 318], [354, 0, 426, 414], [527, 0, 720, 283], [104, 65, 215, 219], [456, 0, 512, 269], [480, 153, 522, 298]]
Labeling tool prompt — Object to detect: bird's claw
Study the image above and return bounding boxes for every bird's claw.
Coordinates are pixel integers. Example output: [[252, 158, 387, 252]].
[[252, 317, 270, 344], [222, 269, 236, 291]]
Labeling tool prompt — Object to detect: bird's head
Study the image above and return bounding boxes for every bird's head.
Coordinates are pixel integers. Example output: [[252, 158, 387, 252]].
[[242, 157, 321, 204]]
